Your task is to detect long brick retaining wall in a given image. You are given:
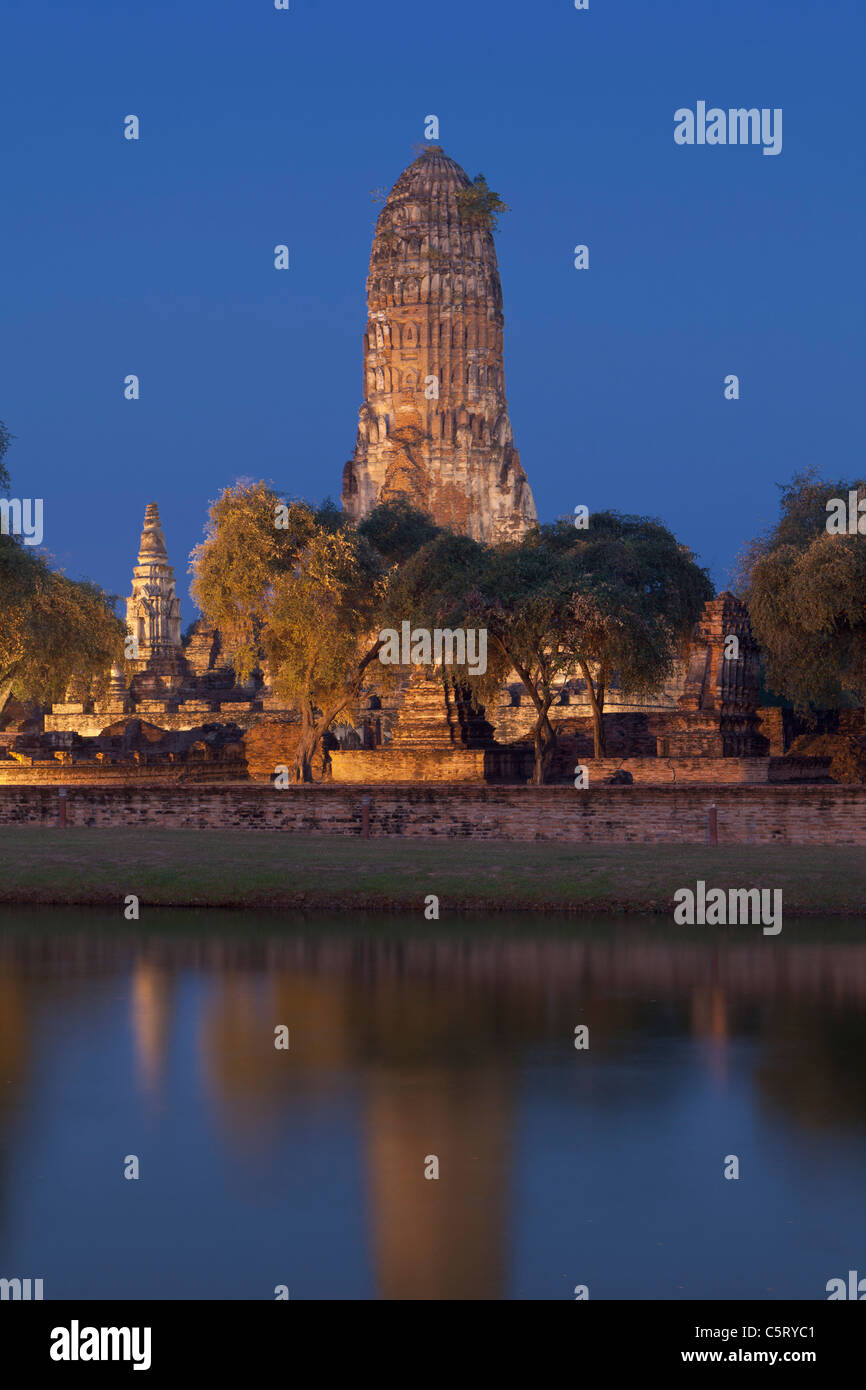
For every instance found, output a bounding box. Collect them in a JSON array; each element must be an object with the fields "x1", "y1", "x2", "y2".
[
  {"x1": 0, "y1": 782, "x2": 864, "y2": 844},
  {"x1": 330, "y1": 752, "x2": 831, "y2": 786}
]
